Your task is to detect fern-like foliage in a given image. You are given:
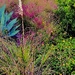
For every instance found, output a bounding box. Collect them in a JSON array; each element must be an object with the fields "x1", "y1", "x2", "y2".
[{"x1": 0, "y1": 5, "x2": 20, "y2": 37}]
